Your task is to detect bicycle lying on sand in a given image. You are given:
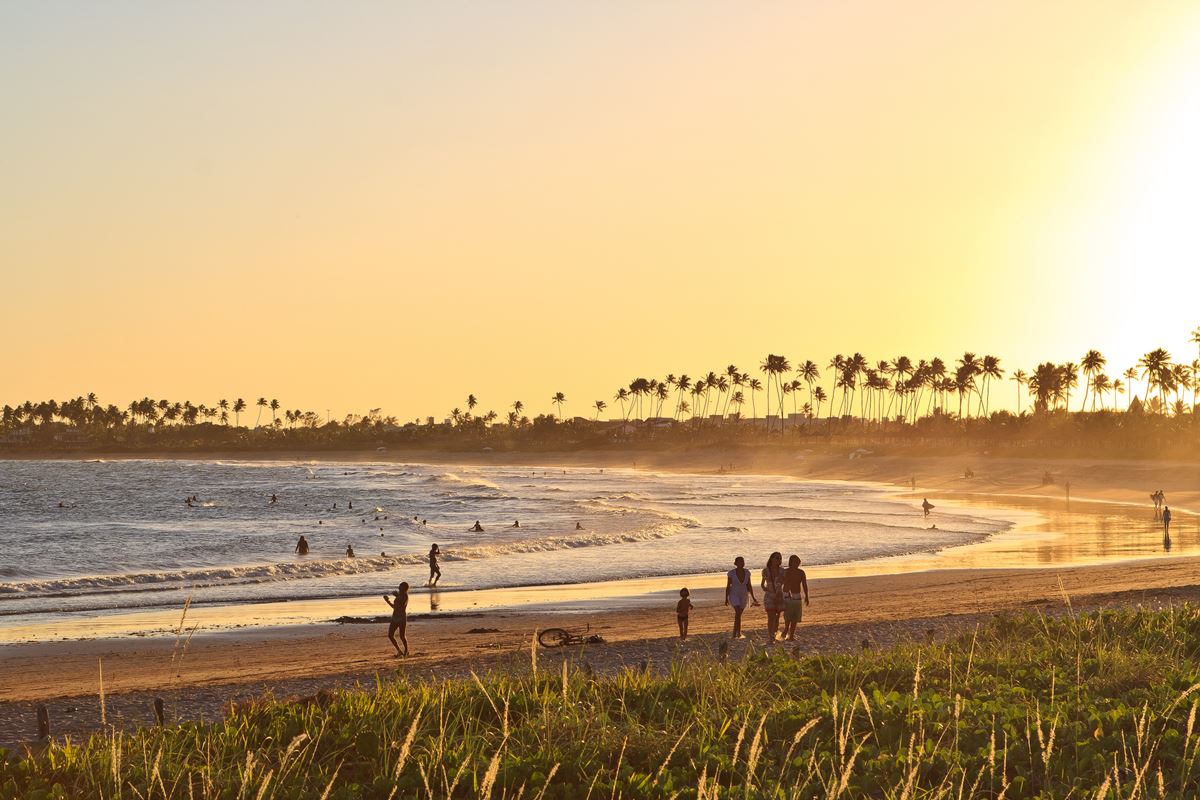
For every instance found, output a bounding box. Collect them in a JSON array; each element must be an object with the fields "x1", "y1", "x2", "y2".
[{"x1": 537, "y1": 625, "x2": 605, "y2": 648}]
